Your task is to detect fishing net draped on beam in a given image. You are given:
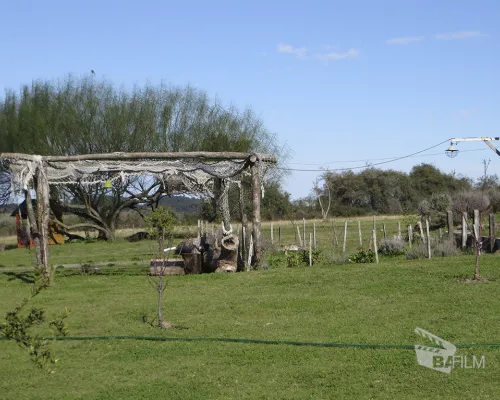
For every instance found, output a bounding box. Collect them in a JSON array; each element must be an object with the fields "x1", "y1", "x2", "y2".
[{"x1": 2, "y1": 152, "x2": 276, "y2": 200}]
